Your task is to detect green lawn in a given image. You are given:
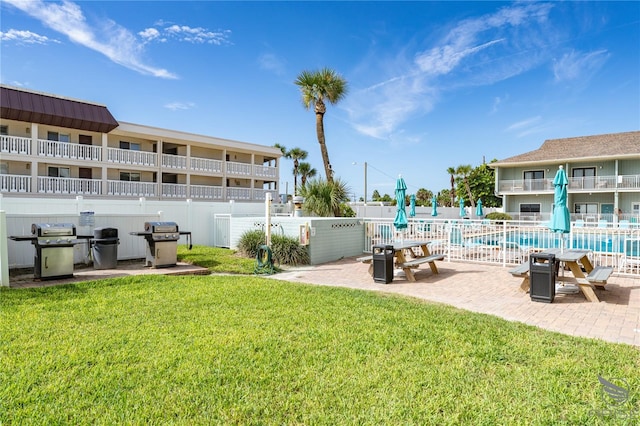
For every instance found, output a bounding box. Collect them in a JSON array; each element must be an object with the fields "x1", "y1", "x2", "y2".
[{"x1": 1, "y1": 272, "x2": 638, "y2": 424}]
